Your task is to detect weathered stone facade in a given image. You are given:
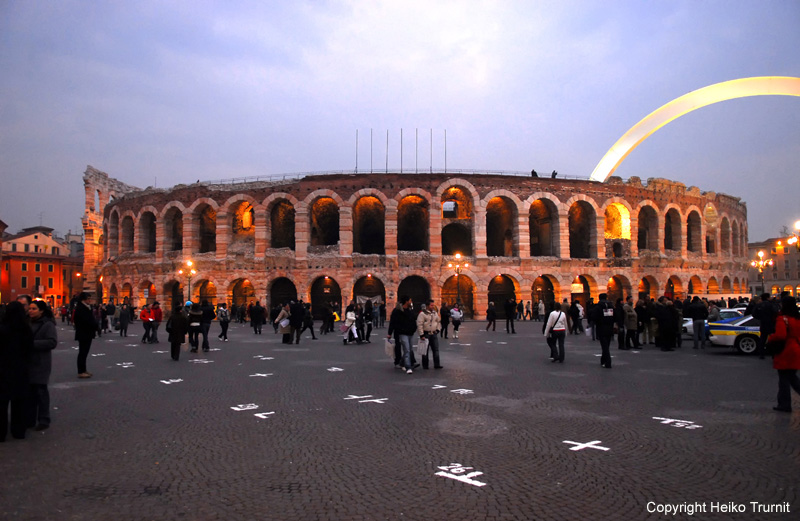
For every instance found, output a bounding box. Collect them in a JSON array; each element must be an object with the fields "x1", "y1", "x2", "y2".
[{"x1": 81, "y1": 166, "x2": 749, "y2": 317}]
